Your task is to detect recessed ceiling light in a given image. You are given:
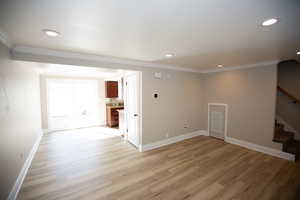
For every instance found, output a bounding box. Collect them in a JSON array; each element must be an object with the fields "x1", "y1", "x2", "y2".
[
  {"x1": 297, "y1": 51, "x2": 300, "y2": 55},
  {"x1": 42, "y1": 29, "x2": 61, "y2": 37},
  {"x1": 262, "y1": 18, "x2": 278, "y2": 26},
  {"x1": 165, "y1": 53, "x2": 174, "y2": 58},
  {"x1": 217, "y1": 64, "x2": 223, "y2": 68}
]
